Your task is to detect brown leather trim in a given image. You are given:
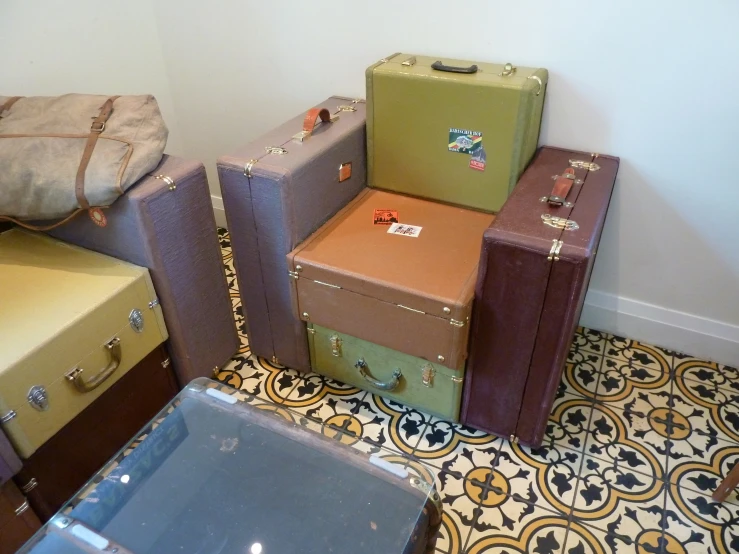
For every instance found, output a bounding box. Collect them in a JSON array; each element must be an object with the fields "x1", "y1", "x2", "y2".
[
  {"x1": 0, "y1": 96, "x2": 22, "y2": 117},
  {"x1": 0, "y1": 209, "x2": 86, "y2": 231},
  {"x1": 74, "y1": 96, "x2": 120, "y2": 209},
  {"x1": 302, "y1": 107, "x2": 332, "y2": 134},
  {"x1": 548, "y1": 167, "x2": 576, "y2": 206}
]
